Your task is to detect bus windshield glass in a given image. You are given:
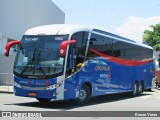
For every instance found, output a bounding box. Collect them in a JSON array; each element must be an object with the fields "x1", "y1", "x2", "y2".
[{"x1": 14, "y1": 35, "x2": 68, "y2": 78}]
